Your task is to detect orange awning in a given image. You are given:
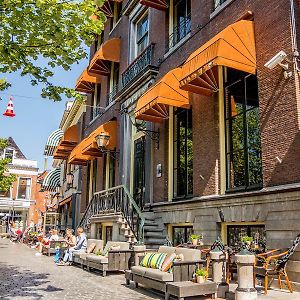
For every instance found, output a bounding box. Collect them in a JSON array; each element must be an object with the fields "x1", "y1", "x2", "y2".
[
  {"x1": 180, "y1": 20, "x2": 256, "y2": 95},
  {"x1": 88, "y1": 38, "x2": 120, "y2": 77},
  {"x1": 75, "y1": 69, "x2": 101, "y2": 94},
  {"x1": 68, "y1": 121, "x2": 117, "y2": 165},
  {"x1": 82, "y1": 120, "x2": 117, "y2": 156},
  {"x1": 53, "y1": 125, "x2": 79, "y2": 160},
  {"x1": 99, "y1": 0, "x2": 122, "y2": 18},
  {"x1": 140, "y1": 0, "x2": 168, "y2": 10},
  {"x1": 68, "y1": 138, "x2": 93, "y2": 166},
  {"x1": 135, "y1": 68, "x2": 190, "y2": 123}
]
